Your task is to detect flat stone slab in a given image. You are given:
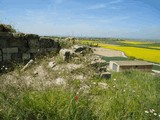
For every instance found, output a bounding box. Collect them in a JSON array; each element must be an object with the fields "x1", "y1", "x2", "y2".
[
  {"x1": 100, "y1": 72, "x2": 111, "y2": 79},
  {"x1": 3, "y1": 54, "x2": 11, "y2": 61},
  {"x1": 2, "y1": 48, "x2": 18, "y2": 54}
]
